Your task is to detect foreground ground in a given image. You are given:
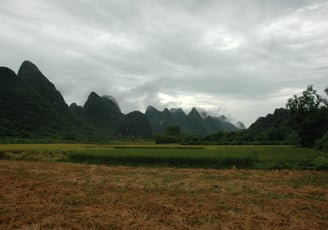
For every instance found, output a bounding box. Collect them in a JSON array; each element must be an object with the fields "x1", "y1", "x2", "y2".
[{"x1": 0, "y1": 160, "x2": 327, "y2": 229}]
